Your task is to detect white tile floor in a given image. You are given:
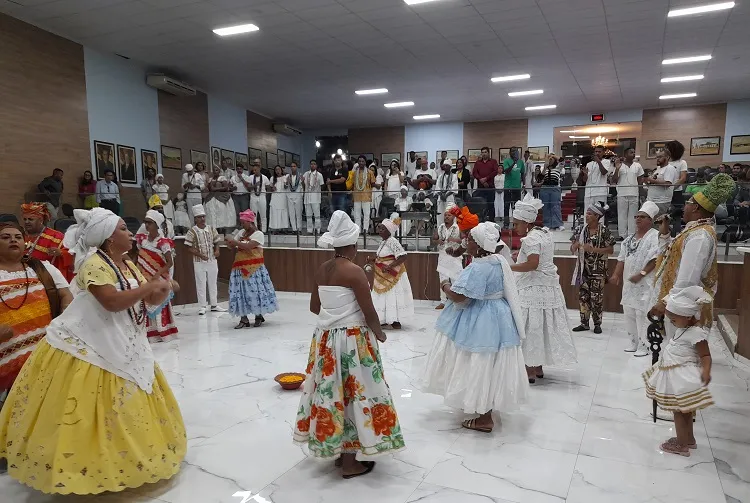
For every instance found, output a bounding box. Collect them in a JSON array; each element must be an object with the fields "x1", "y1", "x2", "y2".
[{"x1": 3, "y1": 293, "x2": 750, "y2": 502}]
